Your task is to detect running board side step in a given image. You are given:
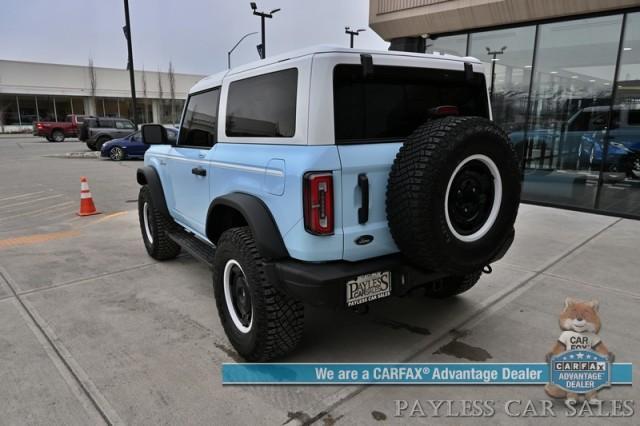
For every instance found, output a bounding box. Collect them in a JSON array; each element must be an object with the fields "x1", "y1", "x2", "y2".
[{"x1": 167, "y1": 228, "x2": 215, "y2": 269}]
